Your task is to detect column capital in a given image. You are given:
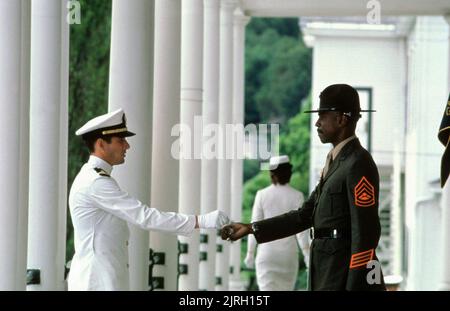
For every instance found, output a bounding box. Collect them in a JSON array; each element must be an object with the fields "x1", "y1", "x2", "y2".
[
  {"x1": 221, "y1": 0, "x2": 237, "y2": 11},
  {"x1": 233, "y1": 7, "x2": 250, "y2": 27}
]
